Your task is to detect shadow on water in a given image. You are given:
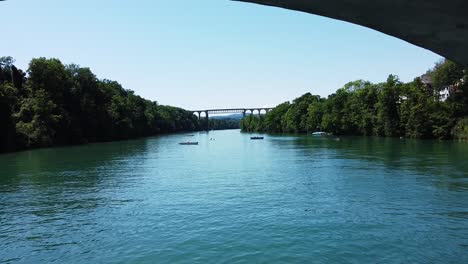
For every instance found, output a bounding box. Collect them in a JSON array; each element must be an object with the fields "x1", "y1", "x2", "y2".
[
  {"x1": 0, "y1": 138, "x2": 153, "y2": 186},
  {"x1": 0, "y1": 137, "x2": 159, "y2": 221},
  {"x1": 269, "y1": 135, "x2": 468, "y2": 191},
  {"x1": 0, "y1": 137, "x2": 161, "y2": 263}
]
